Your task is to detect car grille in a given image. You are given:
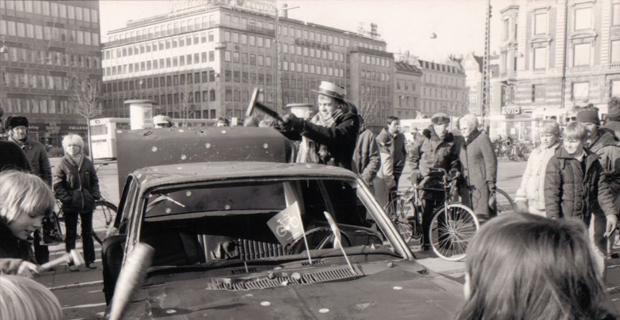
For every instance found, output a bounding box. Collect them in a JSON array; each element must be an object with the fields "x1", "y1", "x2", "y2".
[
  {"x1": 212, "y1": 266, "x2": 359, "y2": 291},
  {"x1": 238, "y1": 239, "x2": 286, "y2": 260}
]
